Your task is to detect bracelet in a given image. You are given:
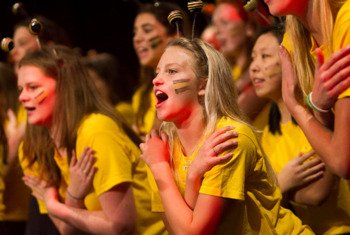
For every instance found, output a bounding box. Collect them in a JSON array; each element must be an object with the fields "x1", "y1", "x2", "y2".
[
  {"x1": 306, "y1": 92, "x2": 331, "y2": 113},
  {"x1": 66, "y1": 189, "x2": 84, "y2": 201}
]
